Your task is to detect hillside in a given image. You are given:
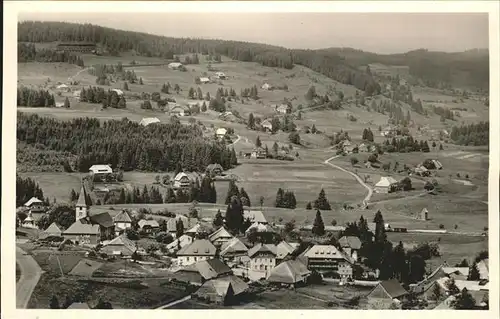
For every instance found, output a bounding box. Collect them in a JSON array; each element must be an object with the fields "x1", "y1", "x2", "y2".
[
  {"x1": 319, "y1": 47, "x2": 489, "y2": 90},
  {"x1": 18, "y1": 20, "x2": 380, "y2": 95}
]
